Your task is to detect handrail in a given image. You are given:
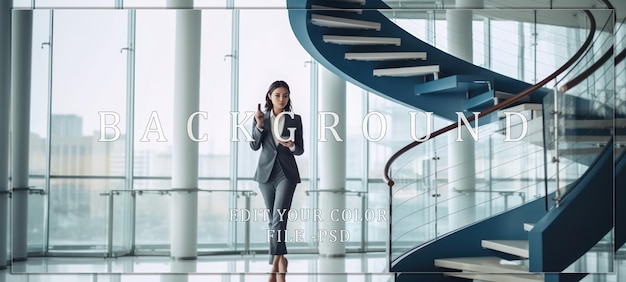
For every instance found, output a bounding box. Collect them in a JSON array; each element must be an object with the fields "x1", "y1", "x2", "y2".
[
  {"x1": 560, "y1": 10, "x2": 617, "y2": 93},
  {"x1": 383, "y1": 10, "x2": 598, "y2": 187},
  {"x1": 617, "y1": 48, "x2": 626, "y2": 65}
]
